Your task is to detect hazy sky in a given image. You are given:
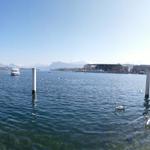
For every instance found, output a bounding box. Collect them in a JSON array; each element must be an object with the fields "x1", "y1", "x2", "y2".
[{"x1": 0, "y1": 0, "x2": 150, "y2": 66}]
